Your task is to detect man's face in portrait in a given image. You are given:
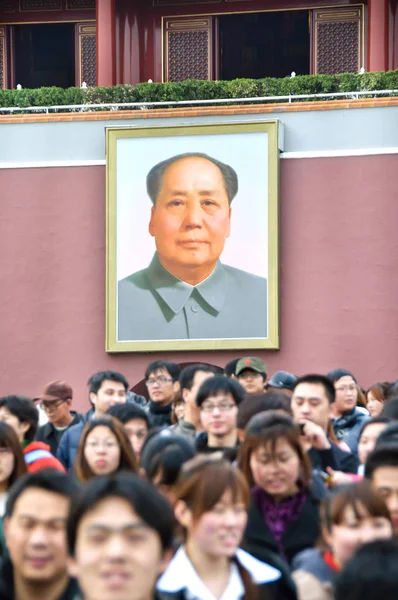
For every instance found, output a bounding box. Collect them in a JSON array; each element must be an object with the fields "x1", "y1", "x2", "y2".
[{"x1": 149, "y1": 156, "x2": 232, "y2": 284}]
